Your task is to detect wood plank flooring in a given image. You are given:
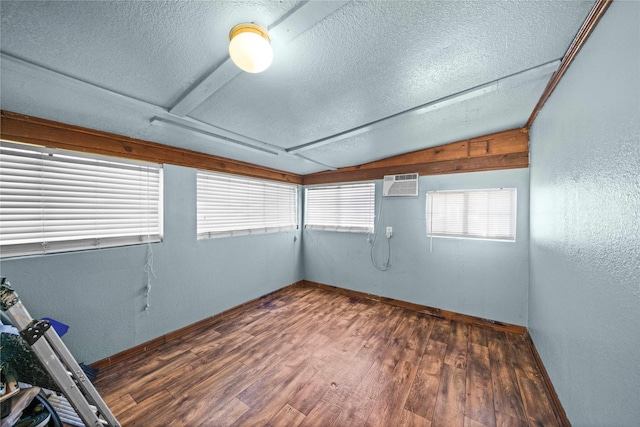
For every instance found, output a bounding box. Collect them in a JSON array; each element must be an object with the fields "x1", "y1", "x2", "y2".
[{"x1": 94, "y1": 285, "x2": 561, "y2": 426}]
